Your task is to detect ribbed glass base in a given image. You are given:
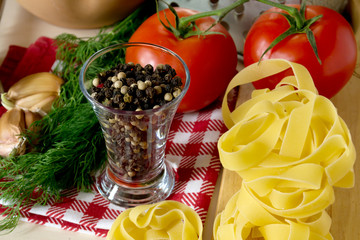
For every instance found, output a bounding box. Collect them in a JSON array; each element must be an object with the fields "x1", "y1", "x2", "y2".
[{"x1": 96, "y1": 161, "x2": 175, "y2": 207}]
